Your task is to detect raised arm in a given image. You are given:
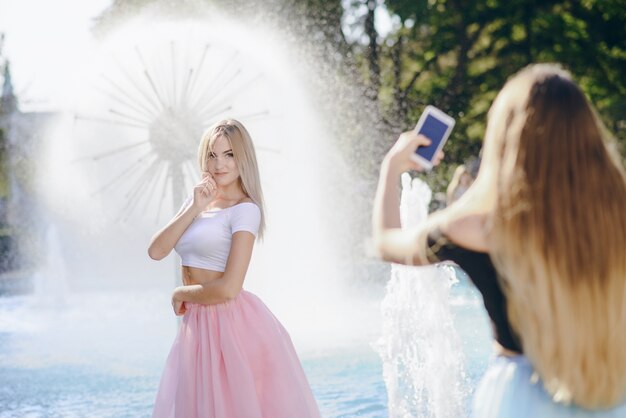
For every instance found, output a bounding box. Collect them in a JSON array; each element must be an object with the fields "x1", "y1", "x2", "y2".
[
  {"x1": 372, "y1": 131, "x2": 443, "y2": 265},
  {"x1": 148, "y1": 175, "x2": 217, "y2": 260},
  {"x1": 372, "y1": 131, "x2": 489, "y2": 265},
  {"x1": 147, "y1": 201, "x2": 200, "y2": 260}
]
